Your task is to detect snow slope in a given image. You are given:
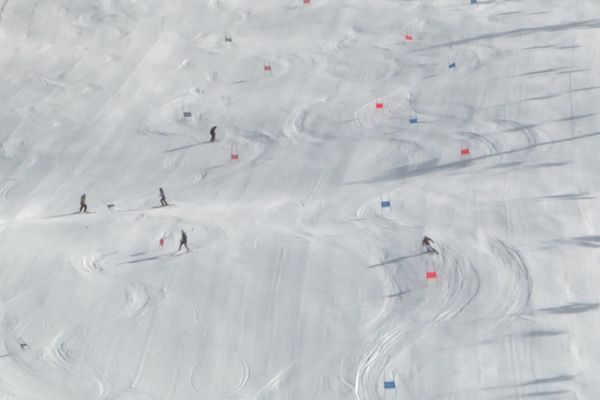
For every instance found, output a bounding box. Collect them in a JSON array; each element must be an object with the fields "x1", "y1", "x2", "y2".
[{"x1": 1, "y1": 0, "x2": 600, "y2": 399}]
